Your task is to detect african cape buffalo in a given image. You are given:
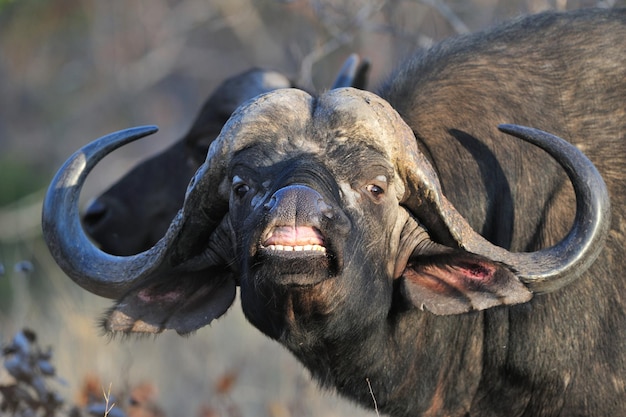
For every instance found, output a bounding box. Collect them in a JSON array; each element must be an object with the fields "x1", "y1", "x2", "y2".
[{"x1": 43, "y1": 8, "x2": 625, "y2": 417}]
